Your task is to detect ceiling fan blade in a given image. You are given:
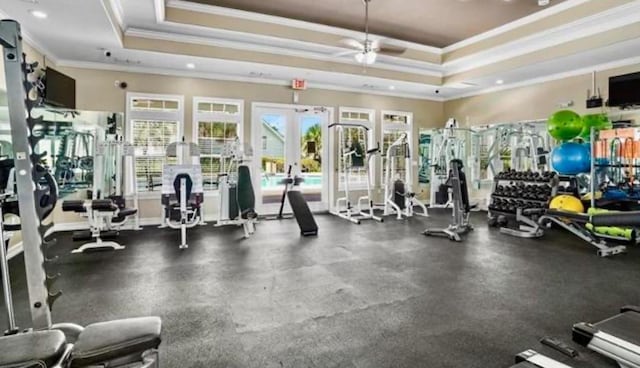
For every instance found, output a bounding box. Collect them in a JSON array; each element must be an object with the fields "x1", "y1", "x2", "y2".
[
  {"x1": 378, "y1": 44, "x2": 407, "y2": 55},
  {"x1": 339, "y1": 38, "x2": 365, "y2": 51},
  {"x1": 333, "y1": 50, "x2": 360, "y2": 58}
]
